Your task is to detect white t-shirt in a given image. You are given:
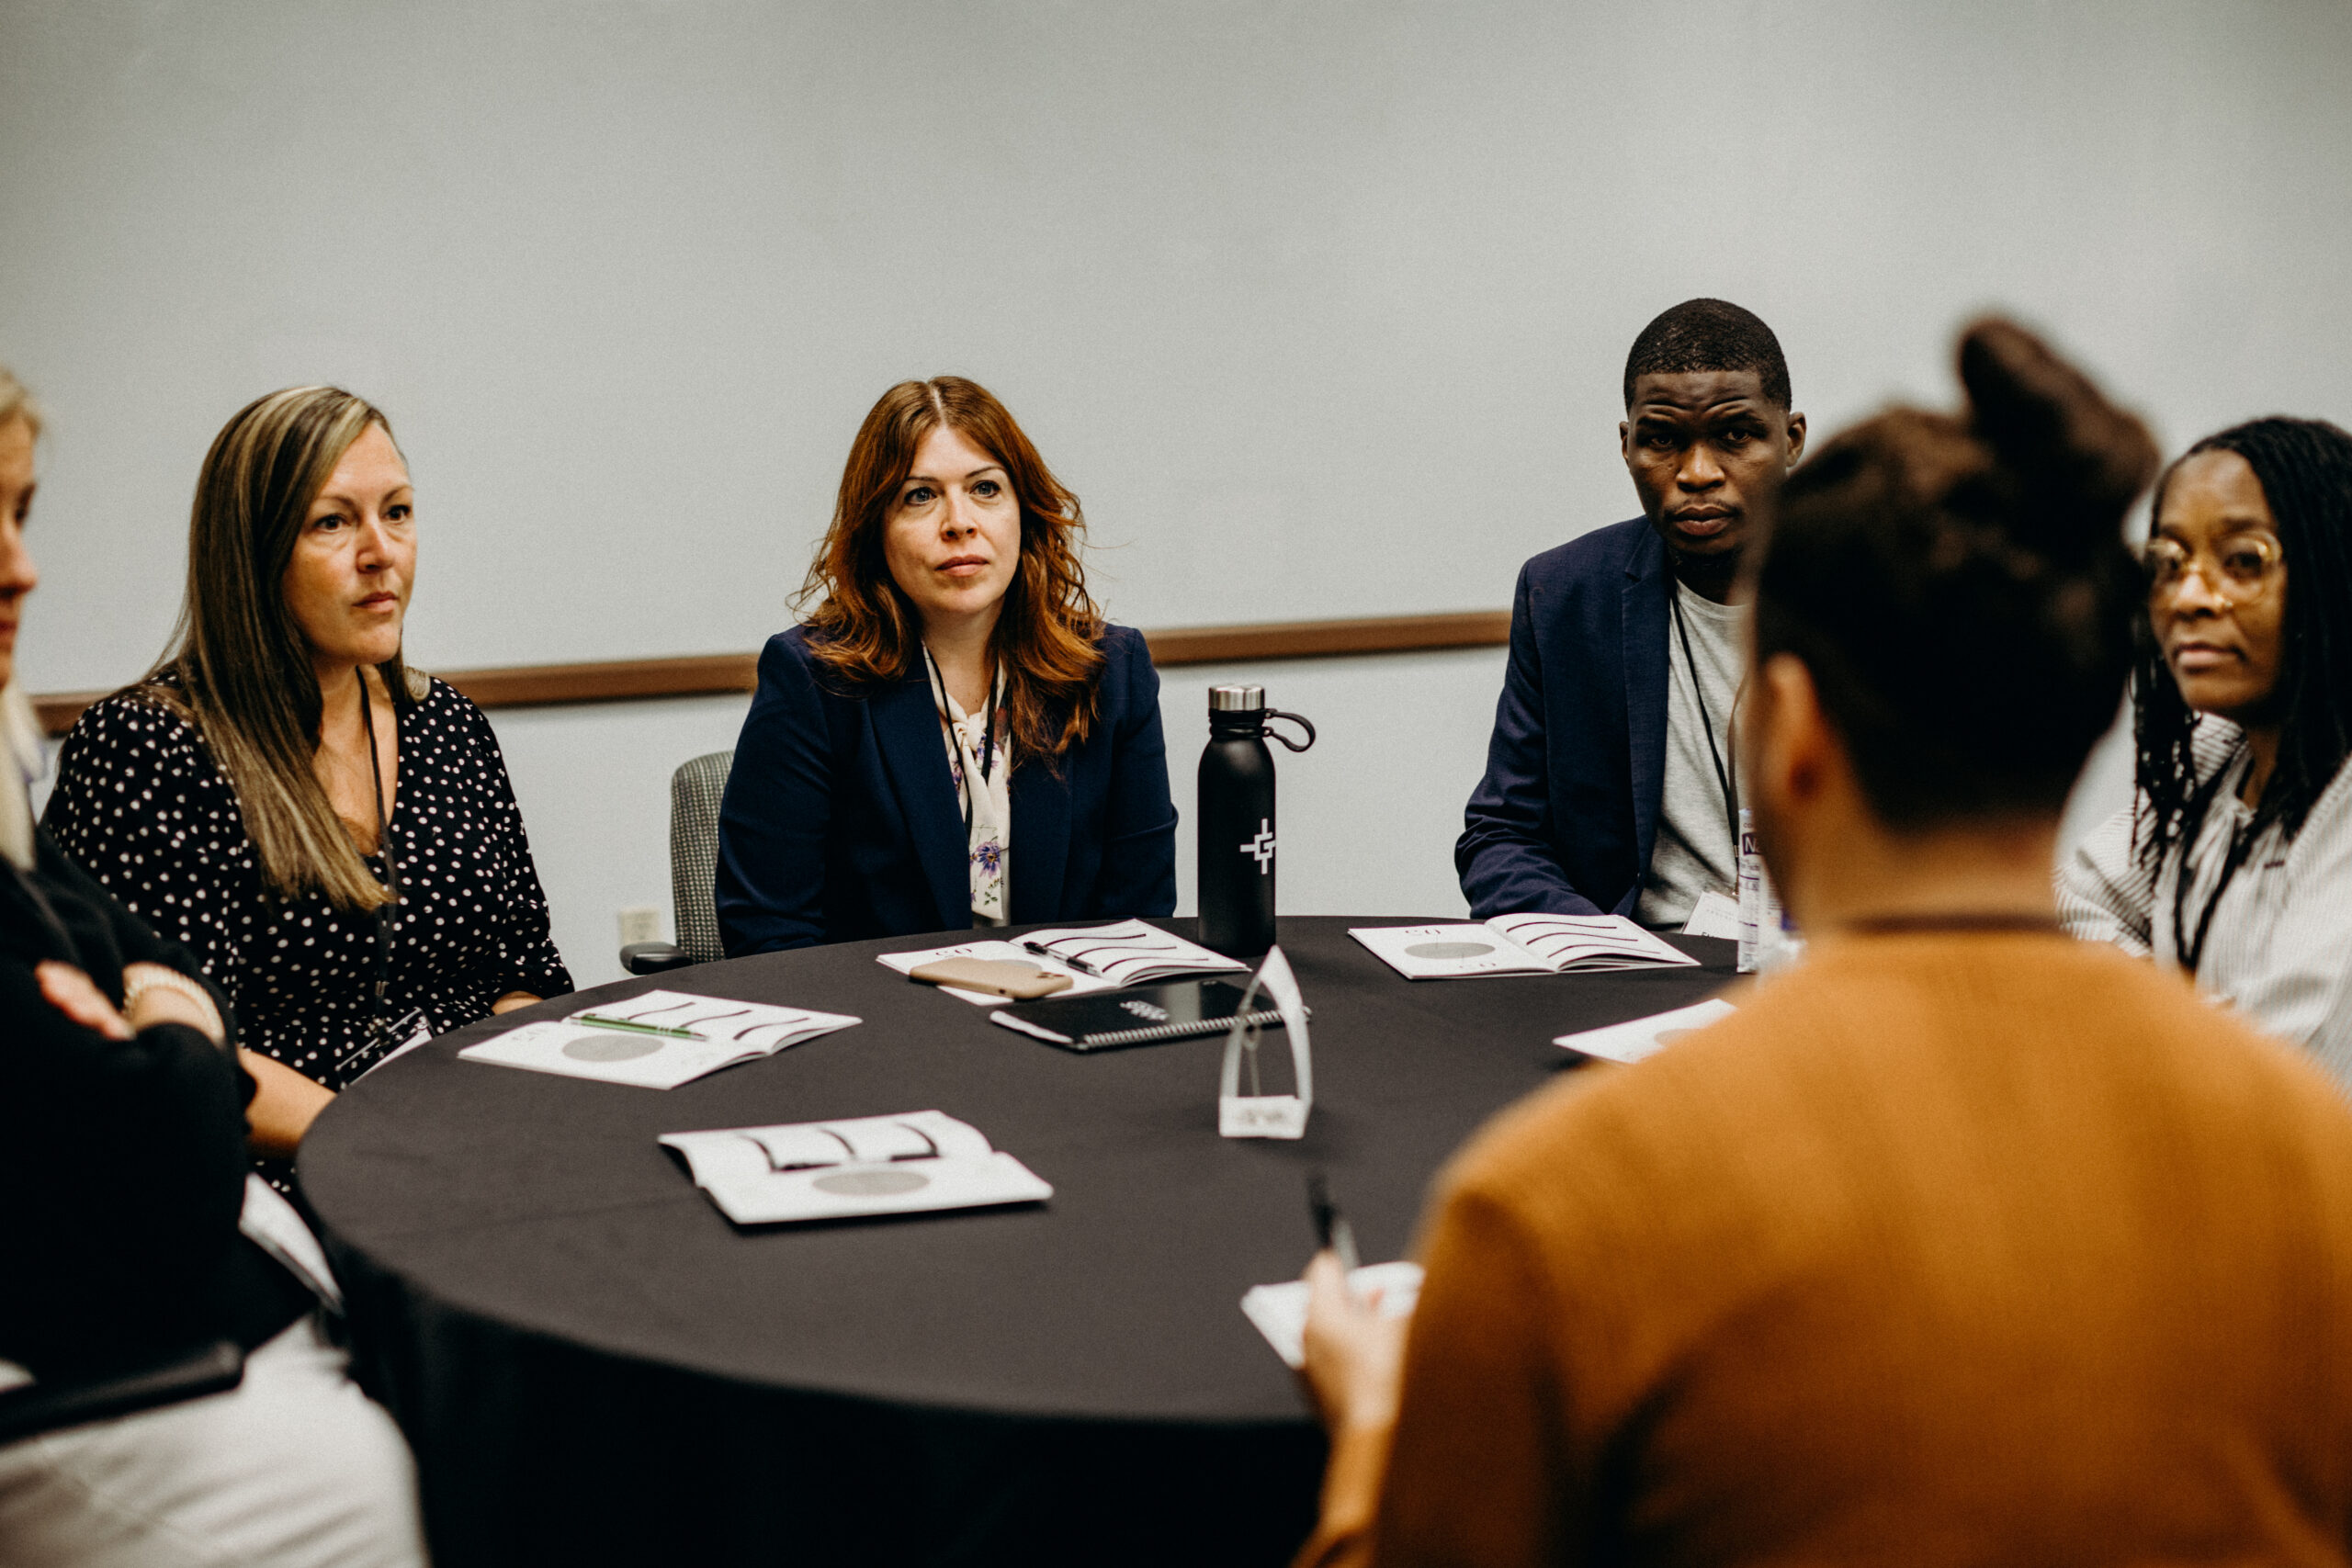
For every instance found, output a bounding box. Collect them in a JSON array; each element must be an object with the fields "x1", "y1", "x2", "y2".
[{"x1": 1635, "y1": 583, "x2": 1746, "y2": 930}]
